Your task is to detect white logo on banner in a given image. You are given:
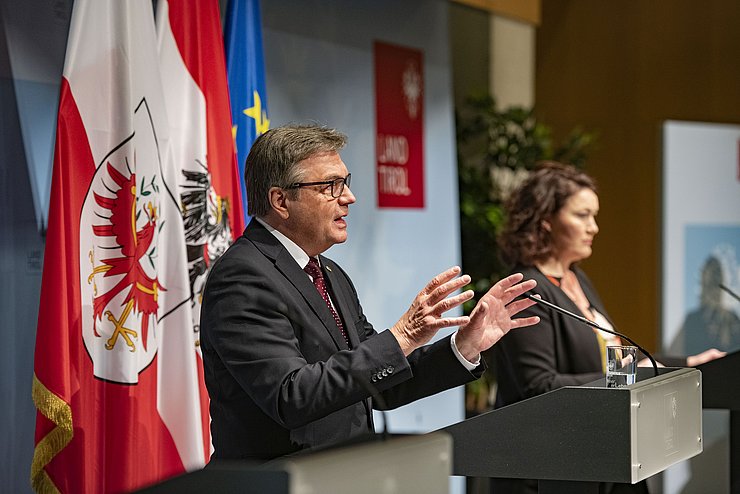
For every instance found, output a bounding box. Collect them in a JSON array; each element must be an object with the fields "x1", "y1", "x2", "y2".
[{"x1": 402, "y1": 60, "x2": 422, "y2": 120}]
